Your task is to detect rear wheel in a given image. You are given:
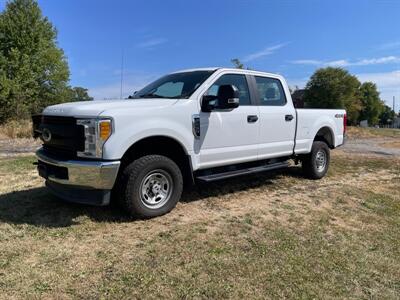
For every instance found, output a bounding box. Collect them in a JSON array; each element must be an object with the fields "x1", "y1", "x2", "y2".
[
  {"x1": 302, "y1": 141, "x2": 330, "y2": 179},
  {"x1": 118, "y1": 155, "x2": 183, "y2": 218}
]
